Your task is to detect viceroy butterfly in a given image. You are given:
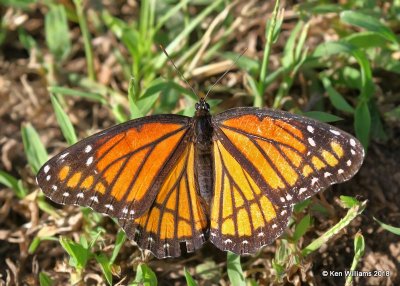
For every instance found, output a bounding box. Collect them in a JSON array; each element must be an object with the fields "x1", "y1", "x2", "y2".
[{"x1": 36, "y1": 94, "x2": 364, "y2": 258}]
